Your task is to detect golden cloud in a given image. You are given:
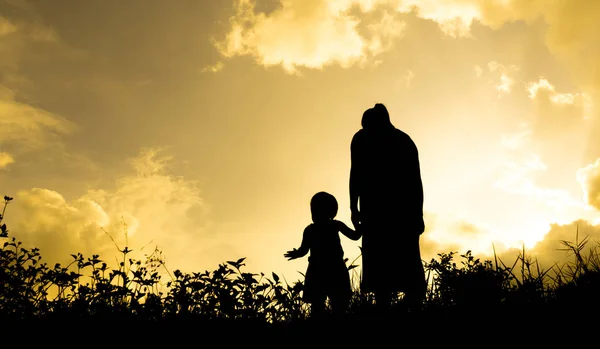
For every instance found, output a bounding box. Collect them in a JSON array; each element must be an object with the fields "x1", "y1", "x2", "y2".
[
  {"x1": 493, "y1": 219, "x2": 600, "y2": 273},
  {"x1": 0, "y1": 16, "x2": 17, "y2": 37},
  {"x1": 215, "y1": 0, "x2": 600, "y2": 90},
  {"x1": 0, "y1": 3, "x2": 87, "y2": 90},
  {"x1": 0, "y1": 86, "x2": 100, "y2": 177},
  {"x1": 0, "y1": 151, "x2": 14, "y2": 169},
  {"x1": 0, "y1": 89, "x2": 76, "y2": 157},
  {"x1": 10, "y1": 187, "x2": 110, "y2": 265},
  {"x1": 420, "y1": 235, "x2": 462, "y2": 262},
  {"x1": 463, "y1": 0, "x2": 600, "y2": 96},
  {"x1": 493, "y1": 152, "x2": 585, "y2": 213},
  {"x1": 394, "y1": 69, "x2": 415, "y2": 89},
  {"x1": 475, "y1": 61, "x2": 519, "y2": 97},
  {"x1": 453, "y1": 221, "x2": 484, "y2": 236},
  {"x1": 215, "y1": 0, "x2": 406, "y2": 73},
  {"x1": 526, "y1": 78, "x2": 591, "y2": 140},
  {"x1": 201, "y1": 61, "x2": 225, "y2": 74},
  {"x1": 395, "y1": 0, "x2": 600, "y2": 108},
  {"x1": 489, "y1": 73, "x2": 593, "y2": 215},
  {"x1": 395, "y1": 0, "x2": 480, "y2": 37},
  {"x1": 577, "y1": 157, "x2": 600, "y2": 211},
  {"x1": 7, "y1": 148, "x2": 221, "y2": 273}
]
